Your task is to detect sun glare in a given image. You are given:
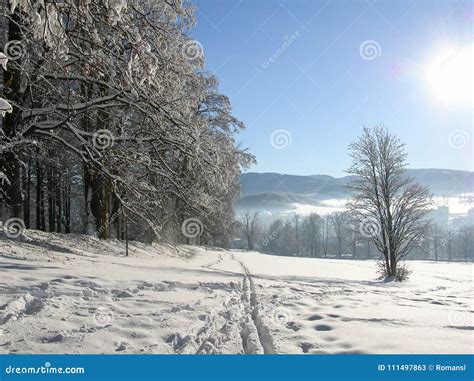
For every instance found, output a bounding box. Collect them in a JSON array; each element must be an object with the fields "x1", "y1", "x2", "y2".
[{"x1": 425, "y1": 44, "x2": 473, "y2": 105}]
